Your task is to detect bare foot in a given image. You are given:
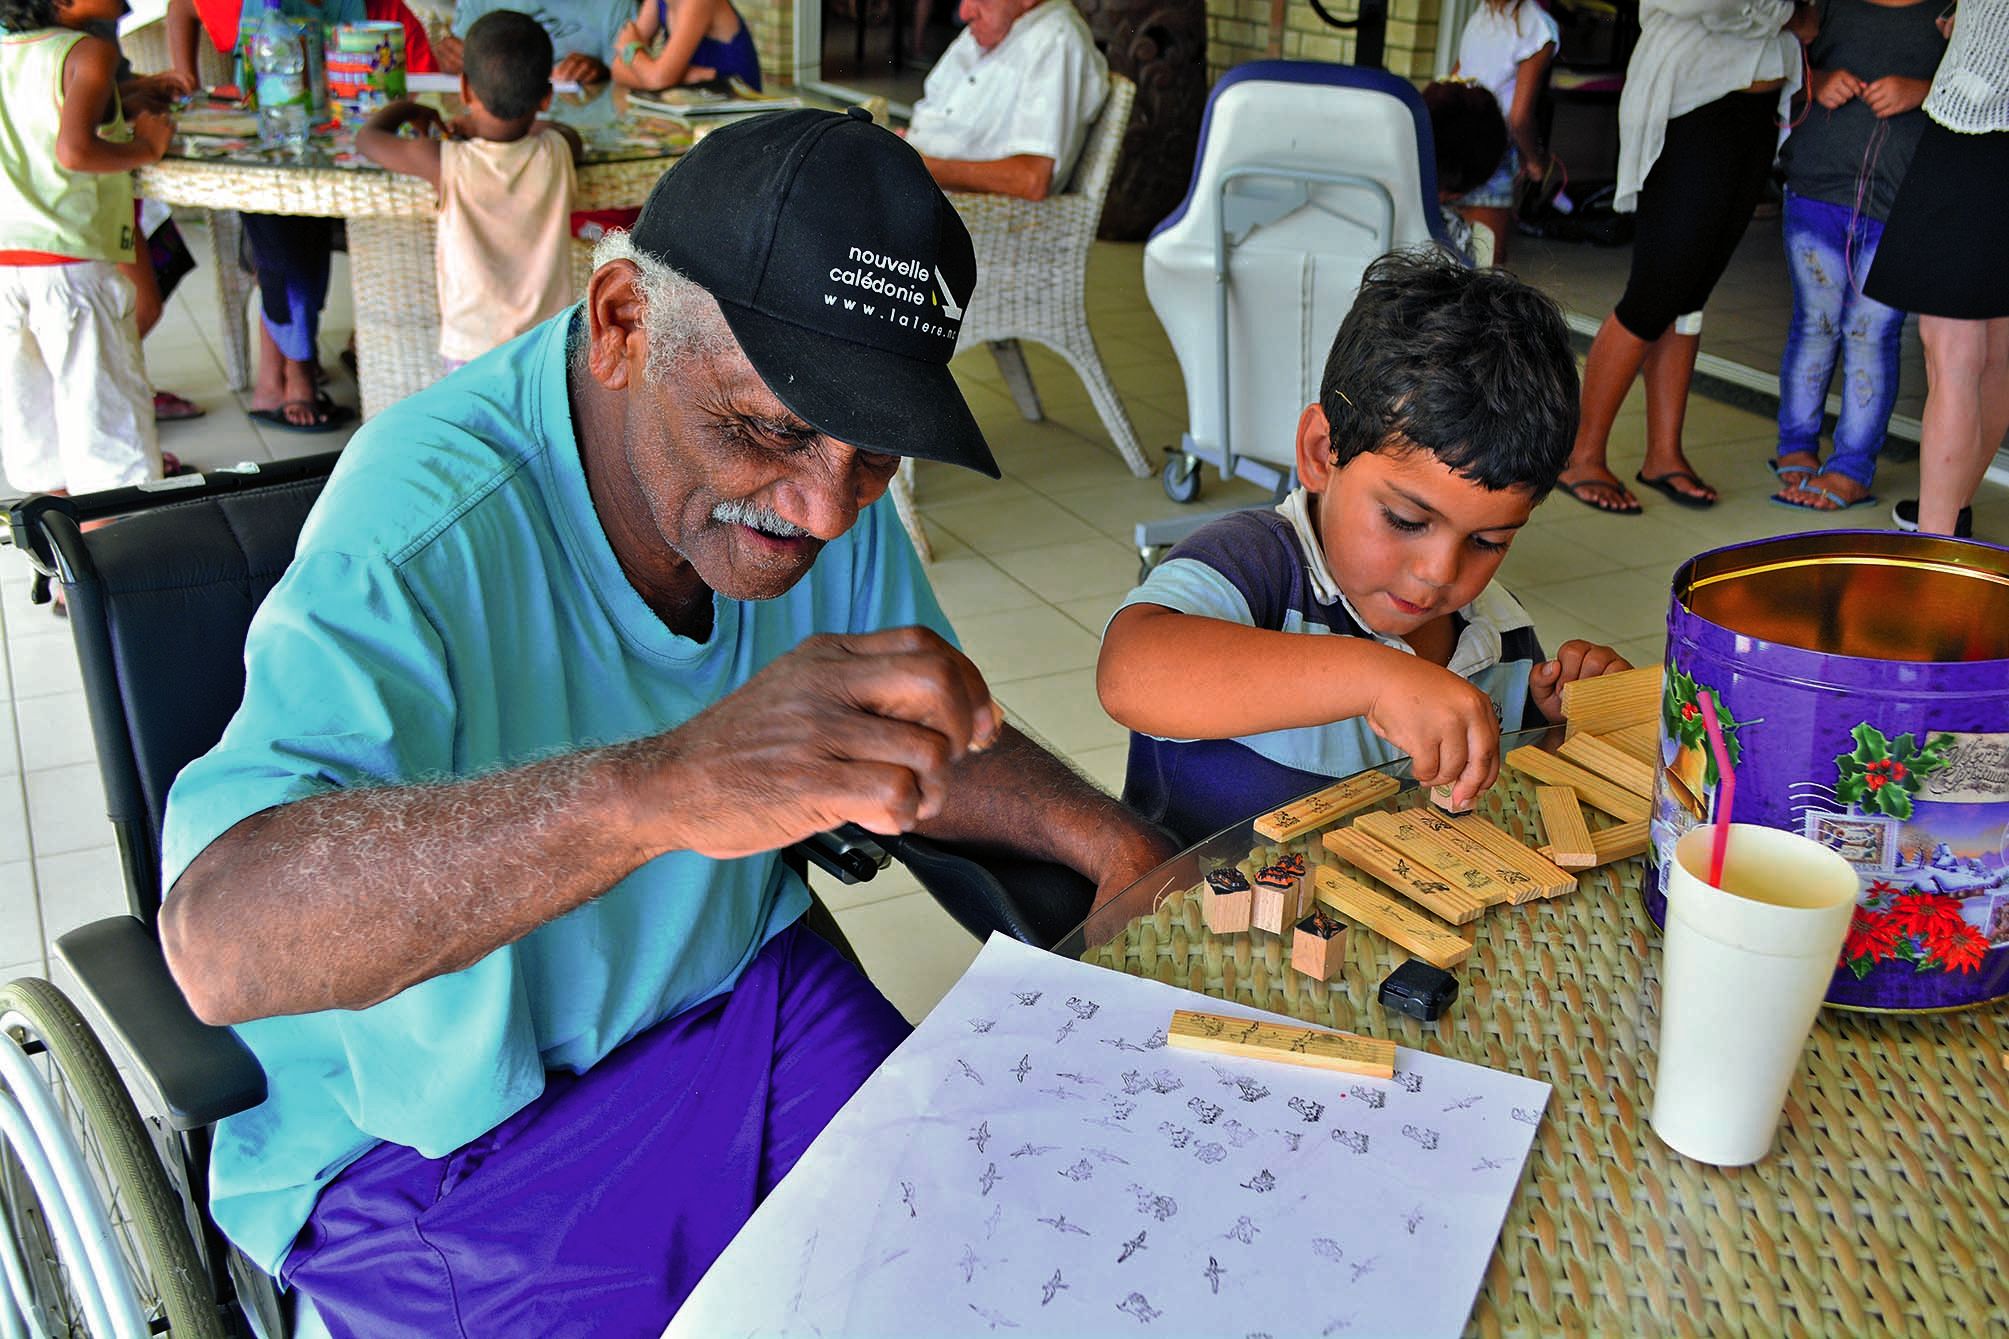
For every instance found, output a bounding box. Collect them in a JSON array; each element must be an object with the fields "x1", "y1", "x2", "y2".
[{"x1": 1556, "y1": 470, "x2": 1643, "y2": 515}]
